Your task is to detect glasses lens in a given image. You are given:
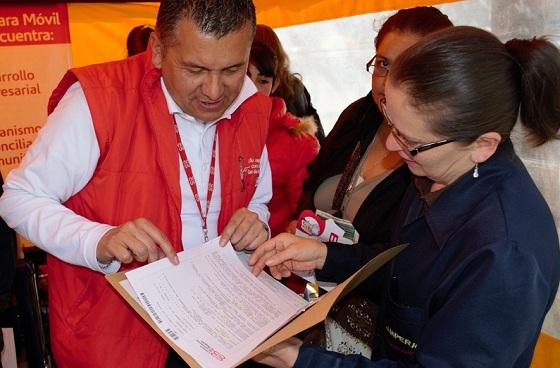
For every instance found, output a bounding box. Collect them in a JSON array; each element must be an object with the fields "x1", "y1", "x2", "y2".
[
  {"x1": 391, "y1": 129, "x2": 415, "y2": 158},
  {"x1": 372, "y1": 57, "x2": 389, "y2": 77}
]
